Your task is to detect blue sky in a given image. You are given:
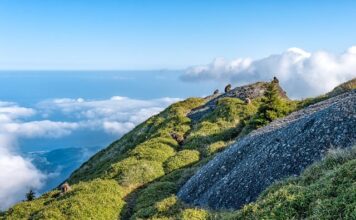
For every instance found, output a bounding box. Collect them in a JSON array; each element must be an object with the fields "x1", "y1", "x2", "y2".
[{"x1": 0, "y1": 0, "x2": 356, "y2": 69}]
